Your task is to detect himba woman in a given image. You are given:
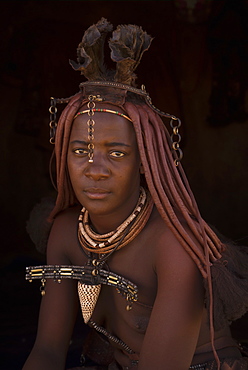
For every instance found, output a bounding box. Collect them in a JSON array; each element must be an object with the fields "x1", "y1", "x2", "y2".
[{"x1": 23, "y1": 18, "x2": 248, "y2": 370}]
